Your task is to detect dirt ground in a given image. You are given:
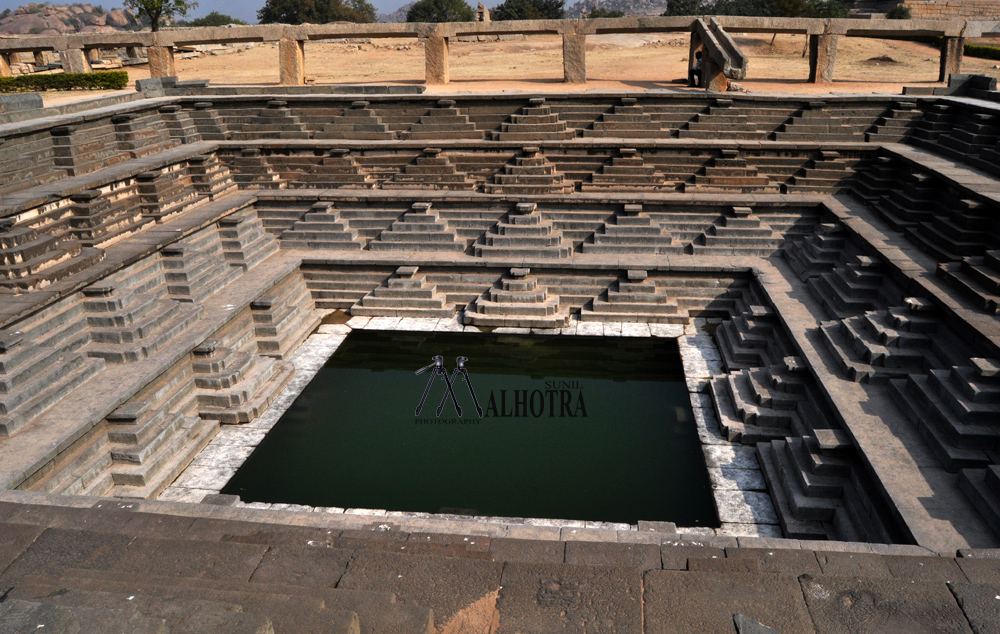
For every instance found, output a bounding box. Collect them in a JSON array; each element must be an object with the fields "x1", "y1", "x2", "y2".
[{"x1": 38, "y1": 32, "x2": 1000, "y2": 106}]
